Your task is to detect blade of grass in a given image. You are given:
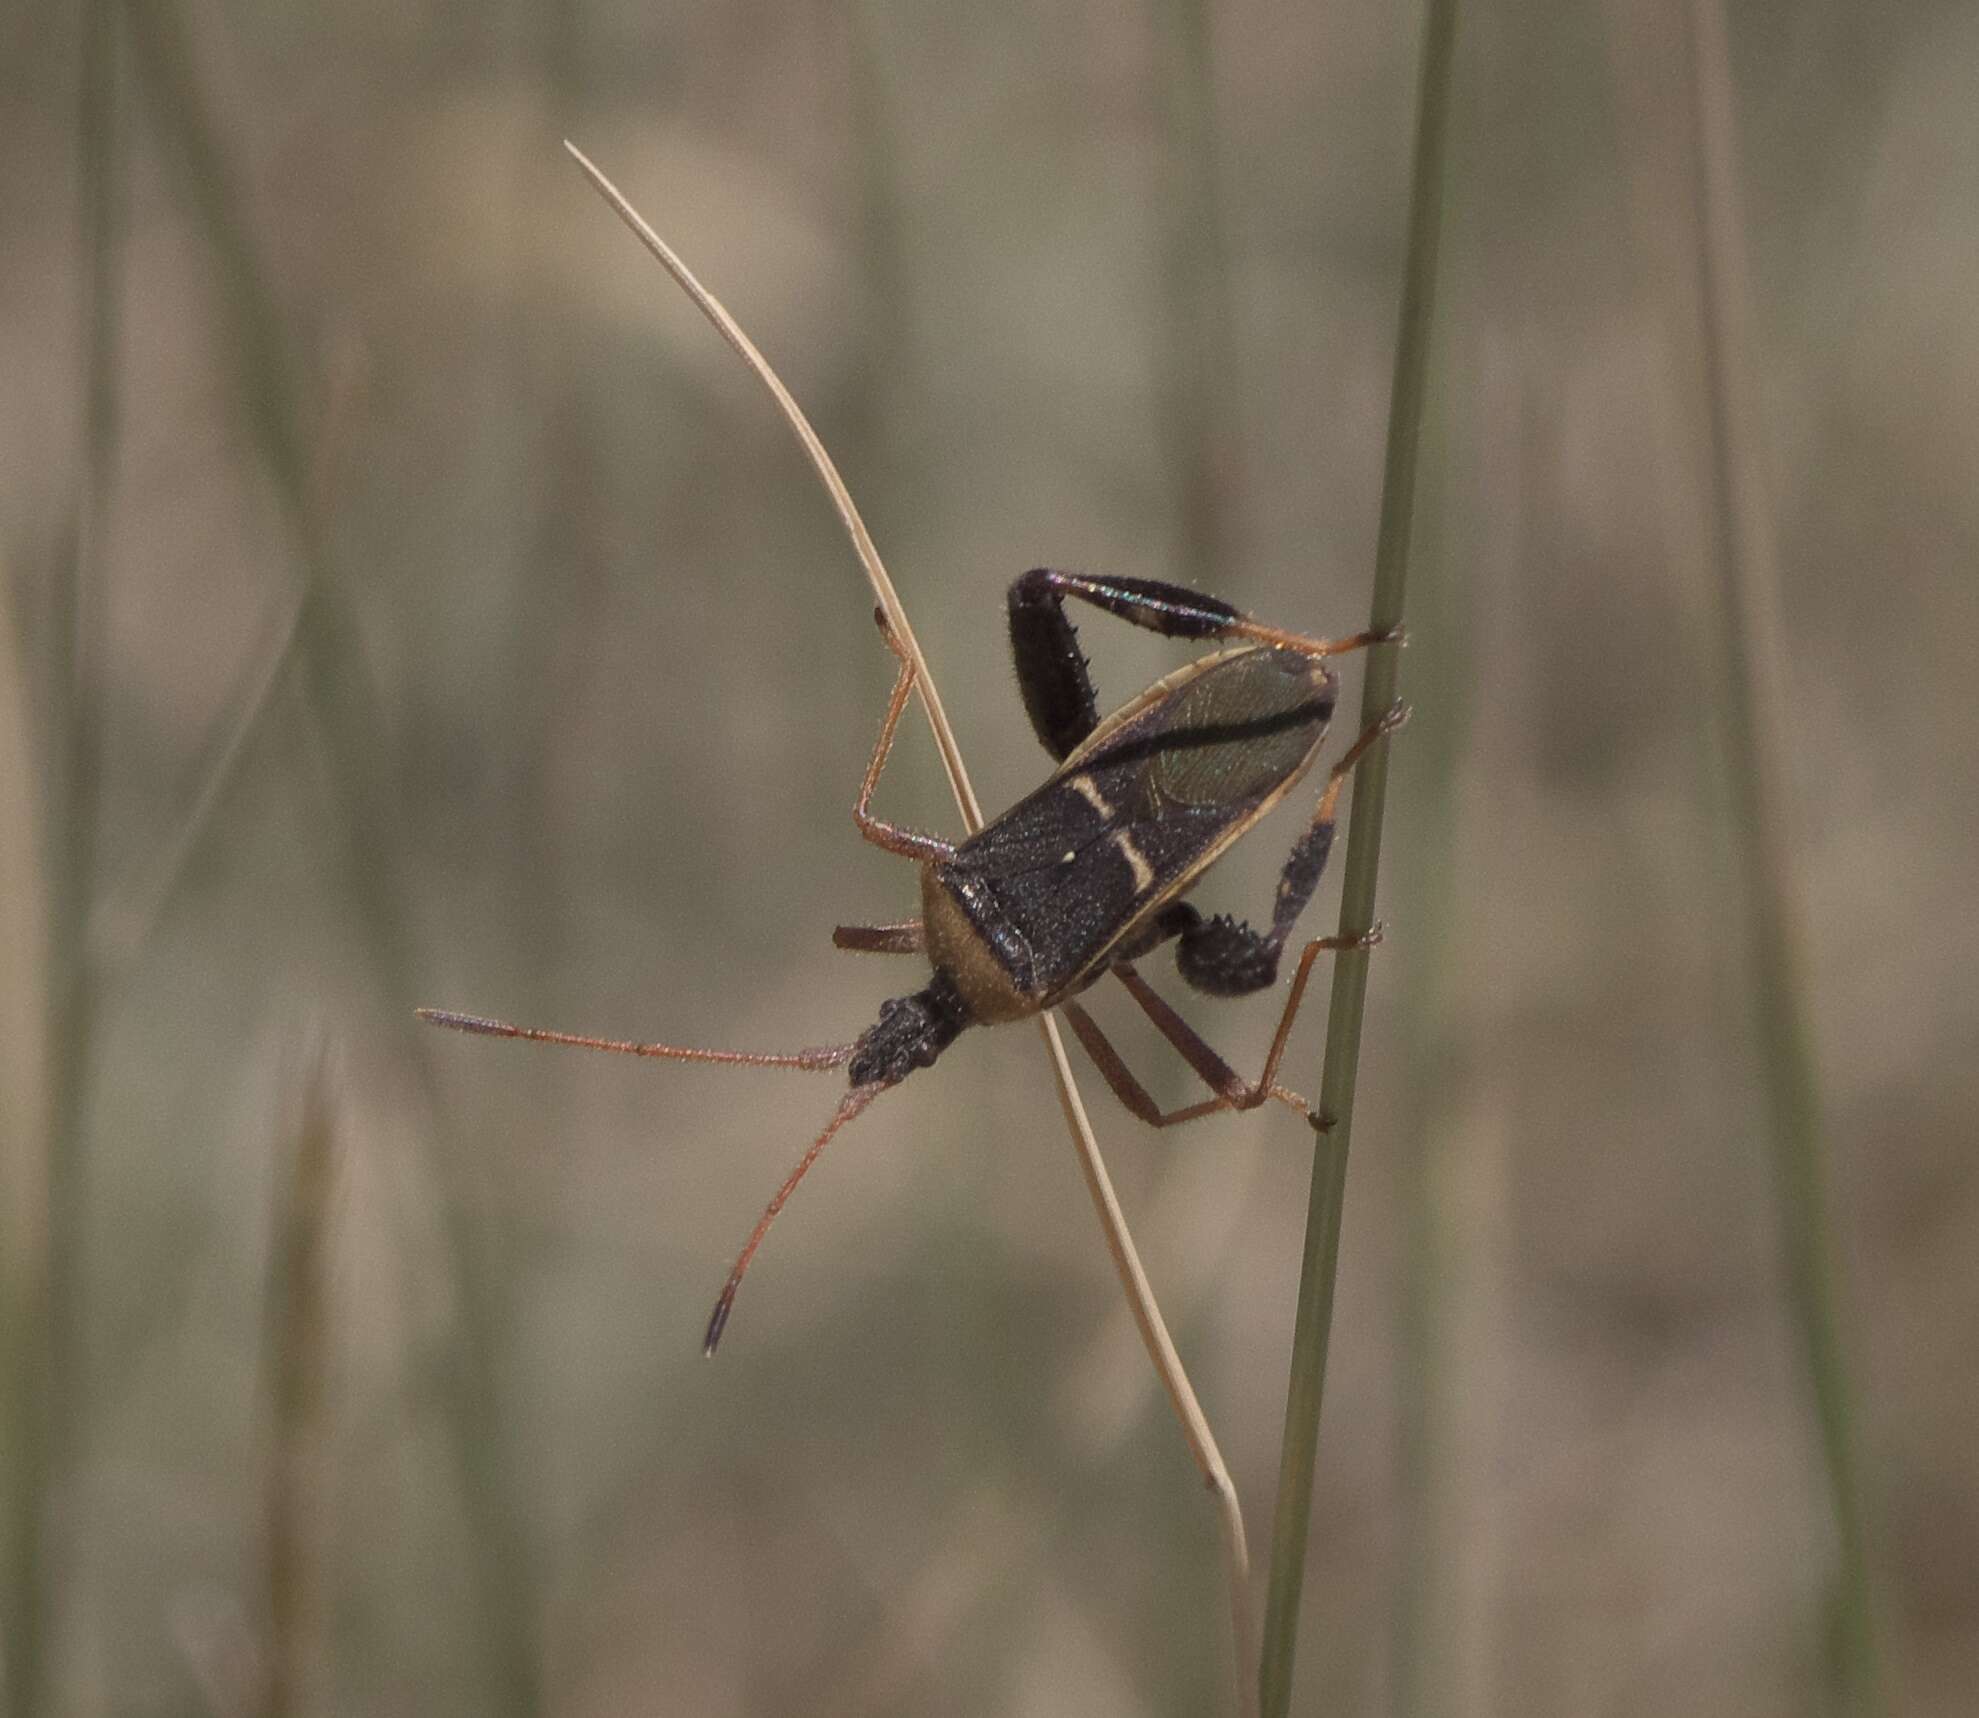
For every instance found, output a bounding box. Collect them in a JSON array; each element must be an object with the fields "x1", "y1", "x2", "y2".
[
  {"x1": 1681, "y1": 2, "x2": 1883, "y2": 1708},
  {"x1": 8, "y1": 9, "x2": 126, "y2": 1713},
  {"x1": 1150, "y1": 0, "x2": 1237, "y2": 588},
  {"x1": 116, "y1": 6, "x2": 543, "y2": 1710},
  {"x1": 565, "y1": 143, "x2": 1258, "y2": 1715},
  {"x1": 0, "y1": 589, "x2": 53, "y2": 1718},
  {"x1": 83, "y1": 341, "x2": 362, "y2": 982},
  {"x1": 842, "y1": 1, "x2": 914, "y2": 470},
  {"x1": 1388, "y1": 357, "x2": 1468, "y2": 1718},
  {"x1": 1257, "y1": 1, "x2": 1459, "y2": 1711},
  {"x1": 562, "y1": 144, "x2": 974, "y2": 817},
  {"x1": 1030, "y1": 2, "x2": 1250, "y2": 1647},
  {"x1": 259, "y1": 1046, "x2": 337, "y2": 1718},
  {"x1": 500, "y1": 0, "x2": 592, "y2": 996}
]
